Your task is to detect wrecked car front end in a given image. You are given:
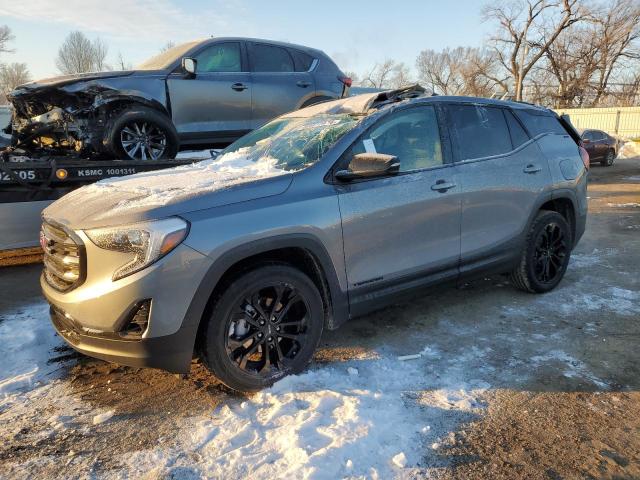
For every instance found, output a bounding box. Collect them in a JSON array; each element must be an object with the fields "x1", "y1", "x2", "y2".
[{"x1": 6, "y1": 72, "x2": 168, "y2": 159}]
